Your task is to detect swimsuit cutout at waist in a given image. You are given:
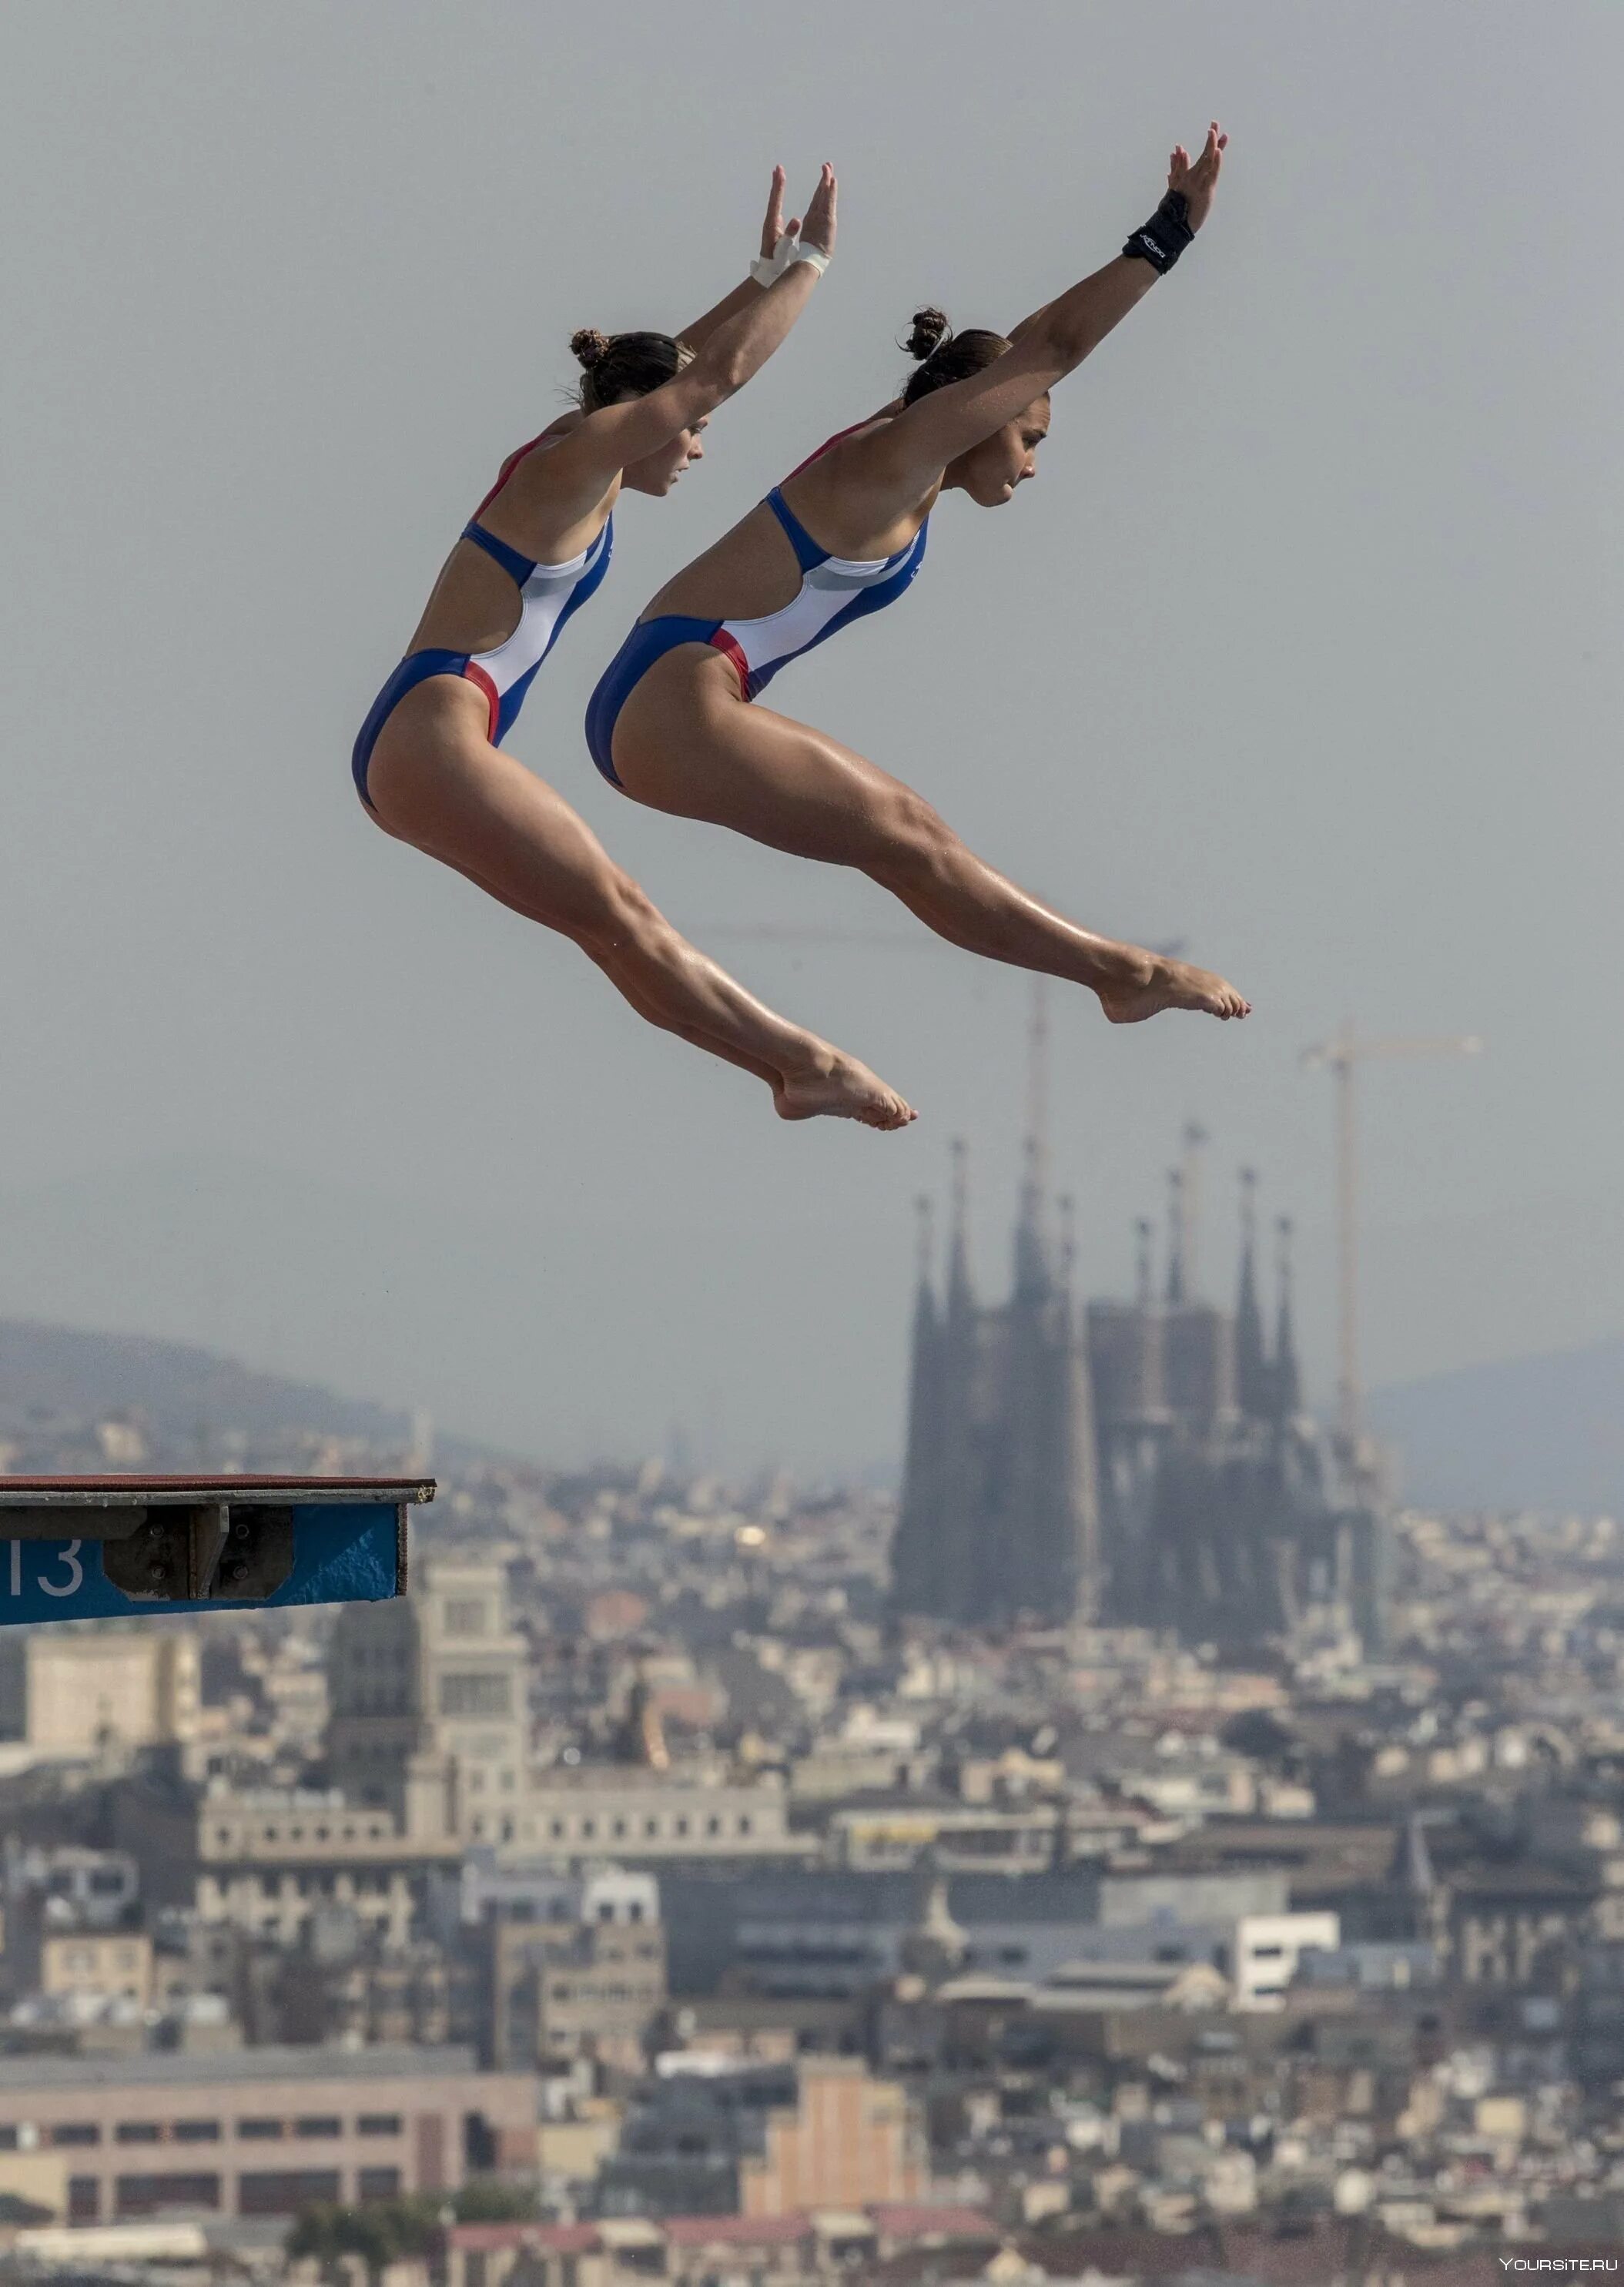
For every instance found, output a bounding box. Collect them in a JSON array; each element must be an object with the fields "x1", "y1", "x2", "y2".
[
  {"x1": 352, "y1": 427, "x2": 614, "y2": 810},
  {"x1": 584, "y1": 474, "x2": 928, "y2": 789}
]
